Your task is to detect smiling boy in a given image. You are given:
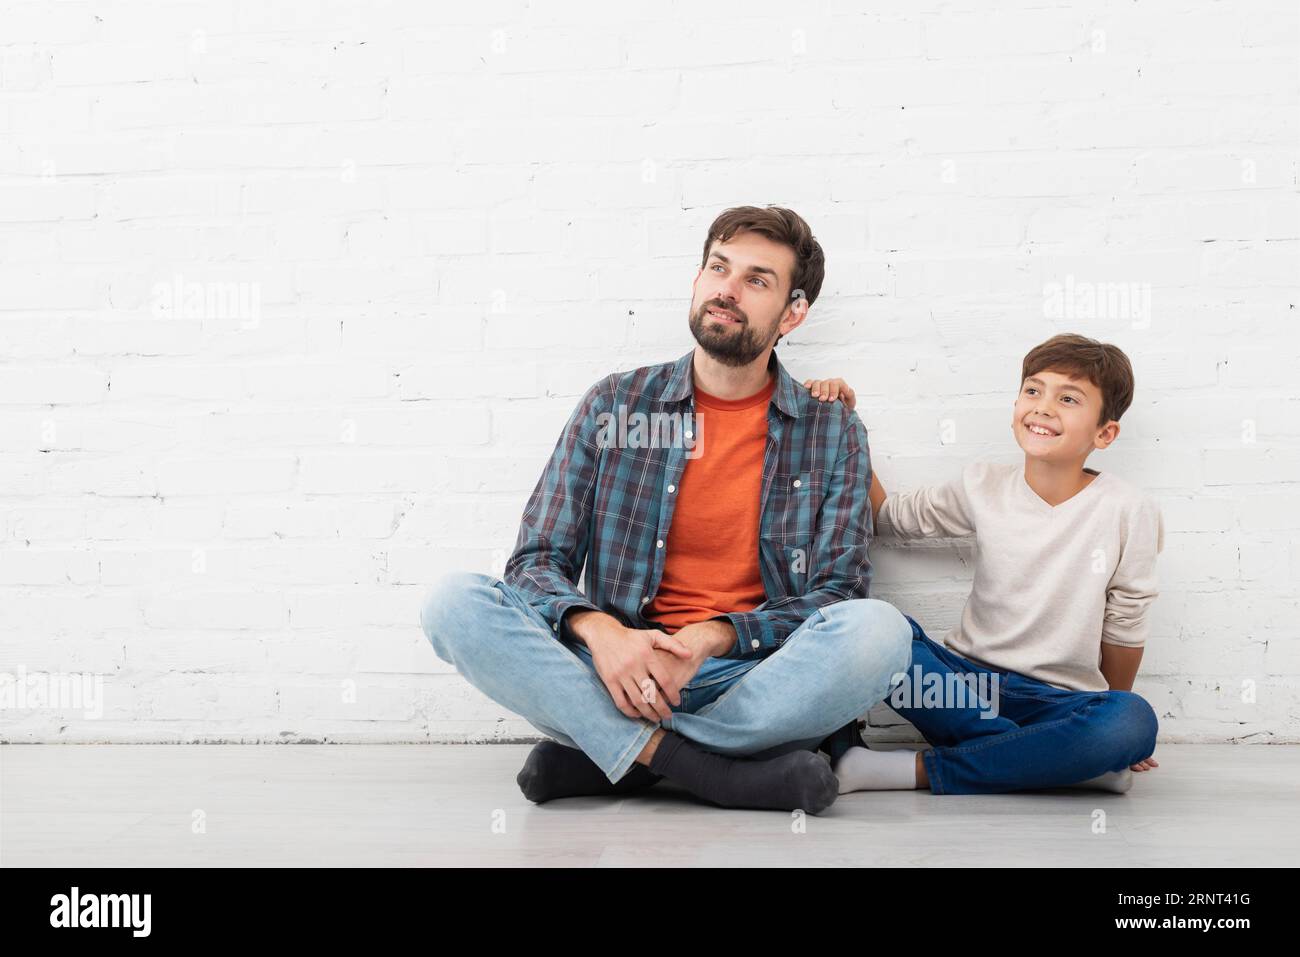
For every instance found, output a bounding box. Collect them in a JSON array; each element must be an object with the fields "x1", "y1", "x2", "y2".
[{"x1": 806, "y1": 333, "x2": 1164, "y2": 795}]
